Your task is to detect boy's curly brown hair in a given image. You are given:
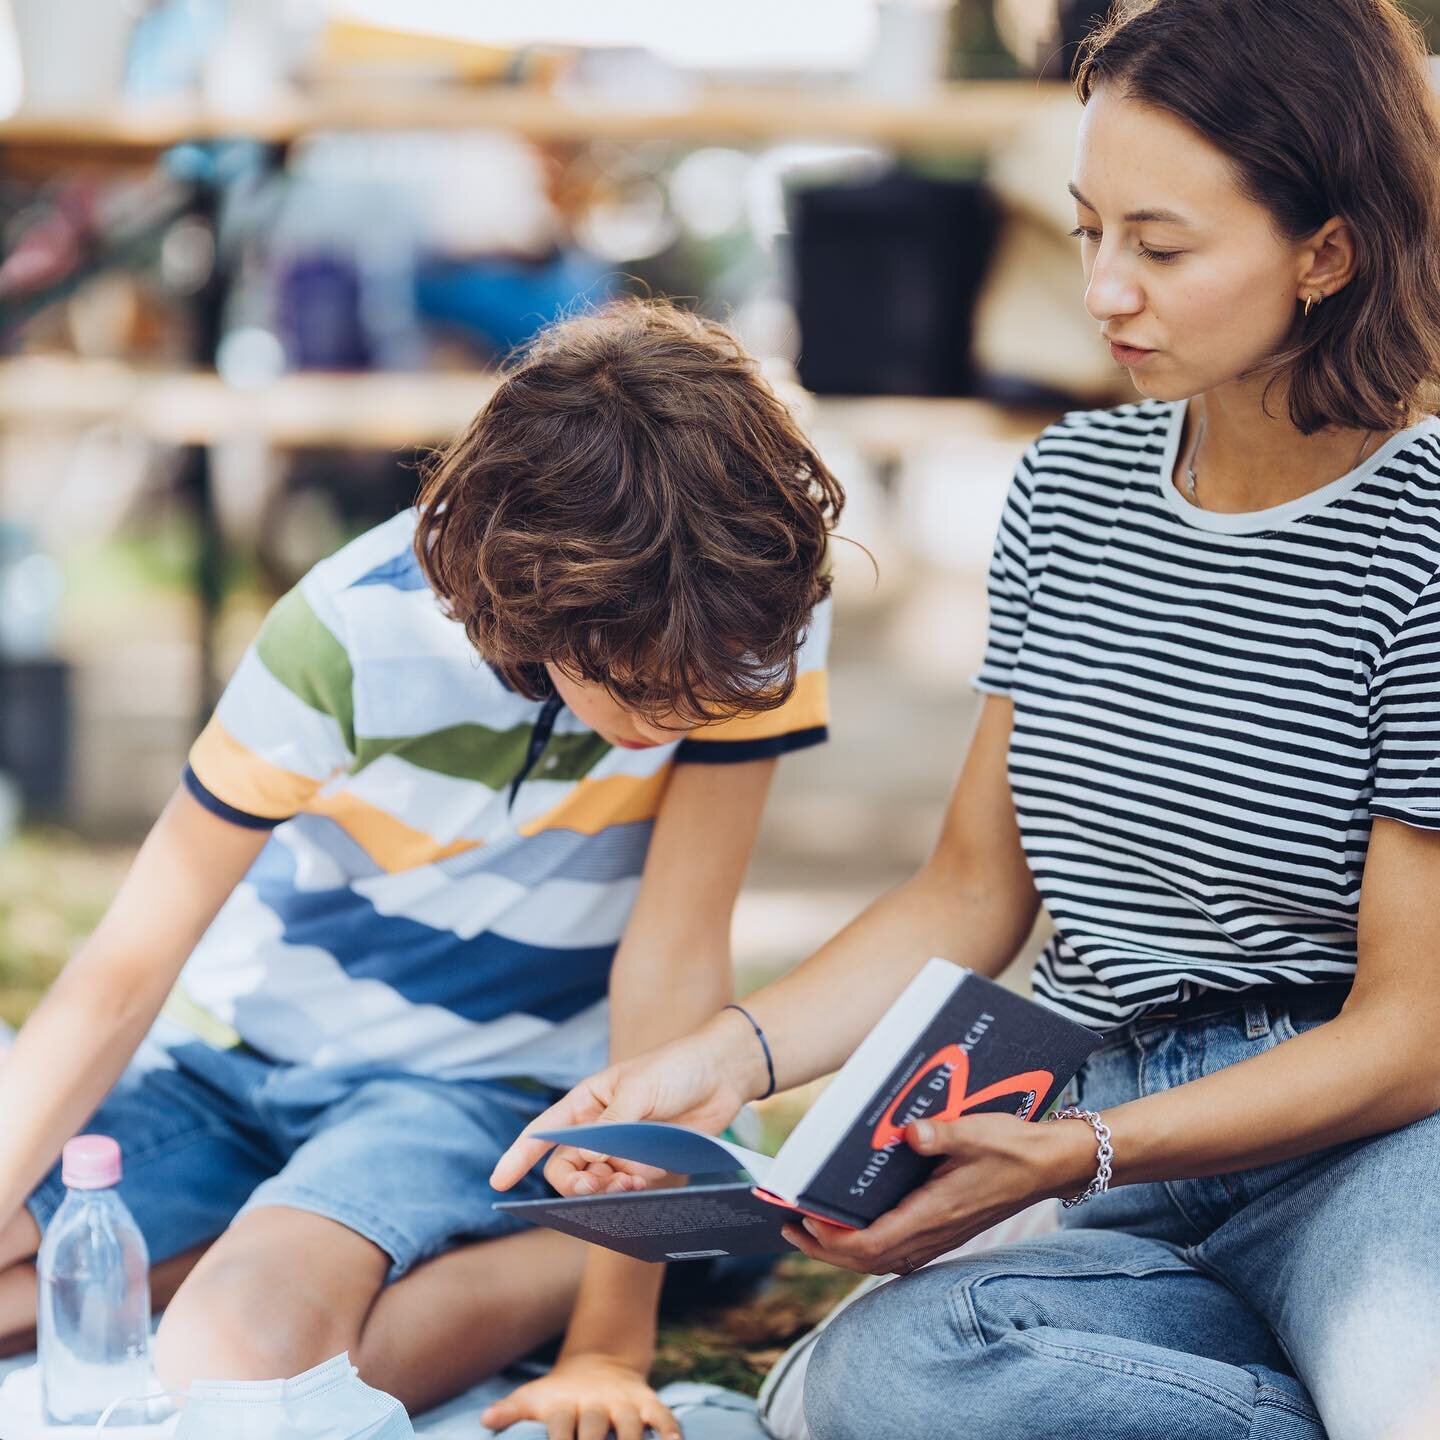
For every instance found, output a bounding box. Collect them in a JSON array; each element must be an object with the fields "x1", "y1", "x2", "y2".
[{"x1": 414, "y1": 299, "x2": 843, "y2": 728}]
